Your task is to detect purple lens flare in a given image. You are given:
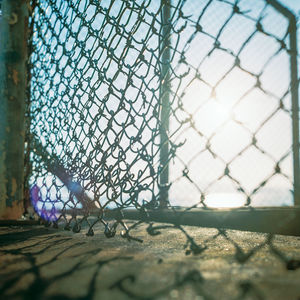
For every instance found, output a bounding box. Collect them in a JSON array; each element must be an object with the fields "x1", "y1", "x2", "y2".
[{"x1": 30, "y1": 184, "x2": 59, "y2": 221}]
